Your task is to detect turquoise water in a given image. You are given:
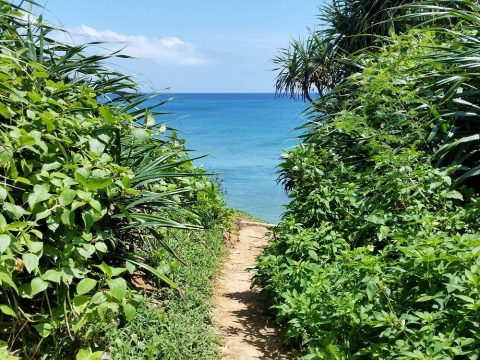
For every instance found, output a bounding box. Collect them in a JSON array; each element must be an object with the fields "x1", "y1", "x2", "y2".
[{"x1": 152, "y1": 93, "x2": 307, "y2": 223}]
